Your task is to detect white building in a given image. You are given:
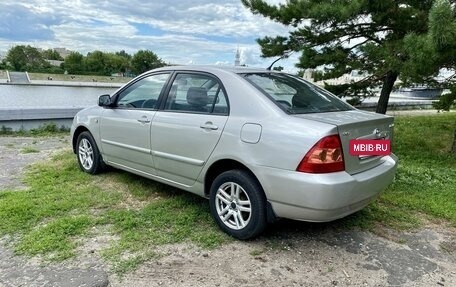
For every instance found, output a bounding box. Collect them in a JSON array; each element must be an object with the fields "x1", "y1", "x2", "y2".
[
  {"x1": 303, "y1": 69, "x2": 369, "y2": 86},
  {"x1": 234, "y1": 48, "x2": 241, "y2": 66},
  {"x1": 54, "y1": 48, "x2": 72, "y2": 59}
]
